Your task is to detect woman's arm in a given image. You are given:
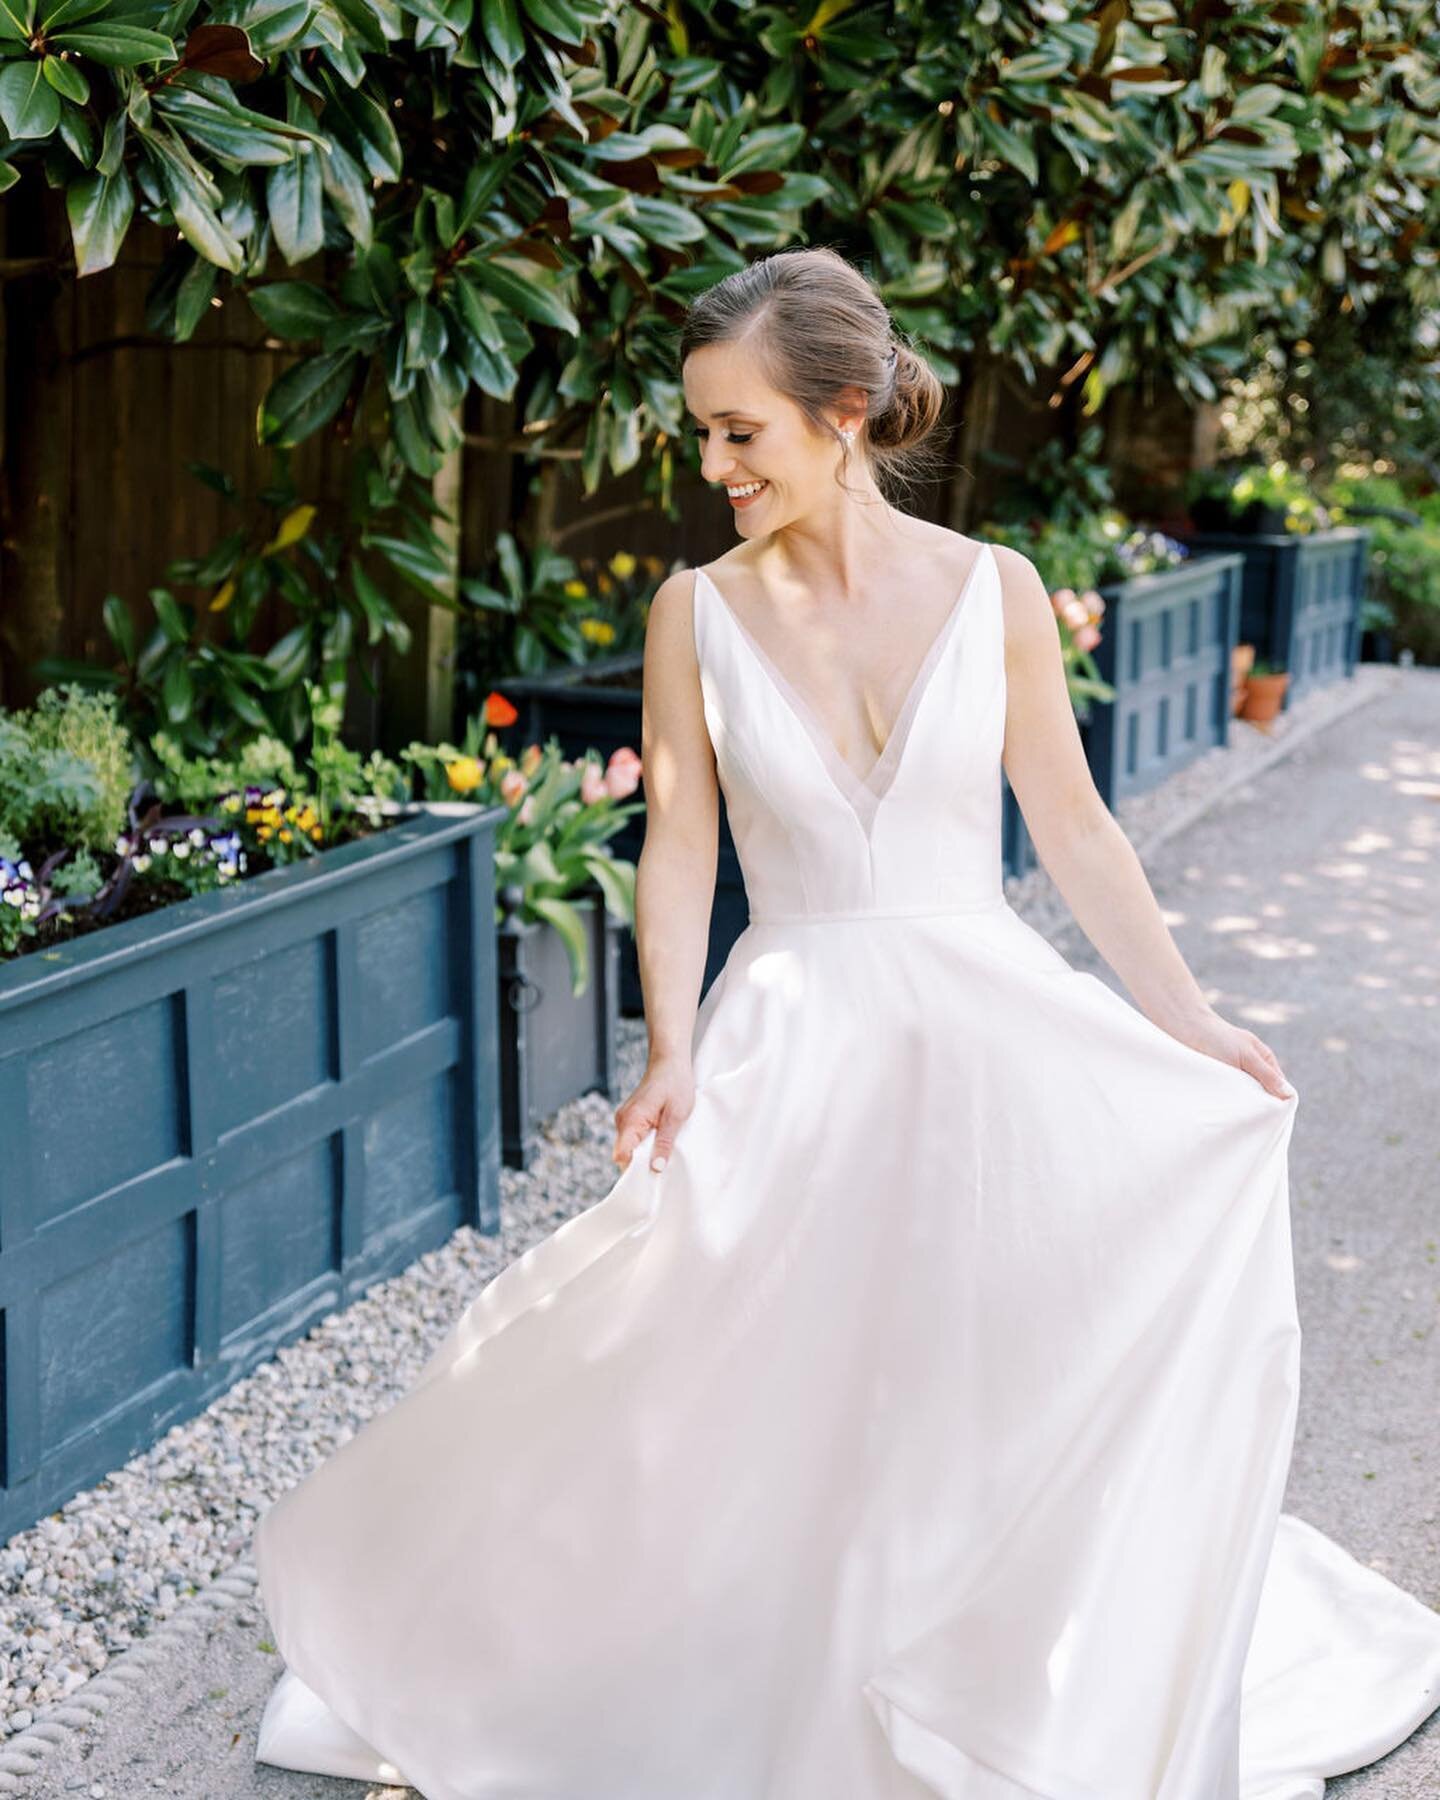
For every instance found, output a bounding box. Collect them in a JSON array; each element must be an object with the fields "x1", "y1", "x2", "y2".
[
  {"x1": 994, "y1": 546, "x2": 1294, "y2": 1099},
  {"x1": 612, "y1": 570, "x2": 721, "y2": 1172}
]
